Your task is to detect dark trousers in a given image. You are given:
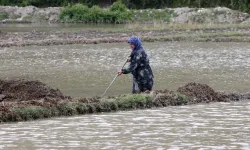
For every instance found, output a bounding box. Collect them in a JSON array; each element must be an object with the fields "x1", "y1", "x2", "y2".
[{"x1": 132, "y1": 77, "x2": 153, "y2": 94}]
